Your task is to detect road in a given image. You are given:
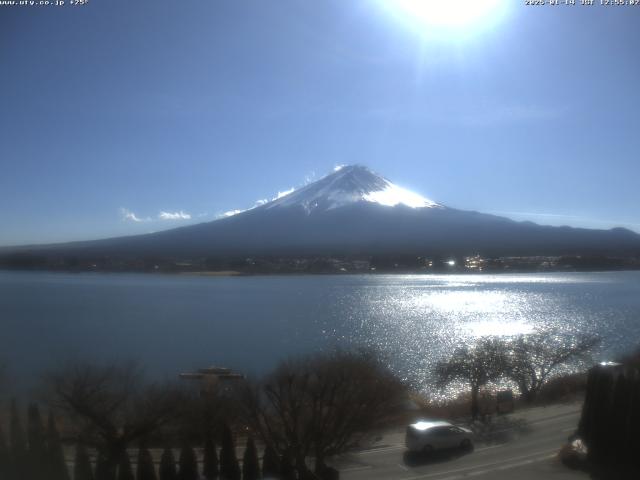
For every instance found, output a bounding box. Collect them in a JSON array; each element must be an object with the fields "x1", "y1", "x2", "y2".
[{"x1": 335, "y1": 403, "x2": 588, "y2": 480}]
